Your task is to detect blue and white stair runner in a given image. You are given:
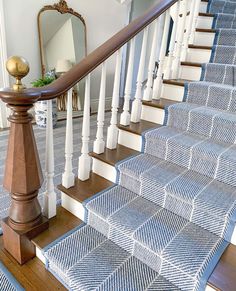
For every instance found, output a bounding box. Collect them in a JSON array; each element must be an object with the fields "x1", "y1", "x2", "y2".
[
  {"x1": 43, "y1": 1, "x2": 236, "y2": 290},
  {"x1": 0, "y1": 262, "x2": 24, "y2": 291}
]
